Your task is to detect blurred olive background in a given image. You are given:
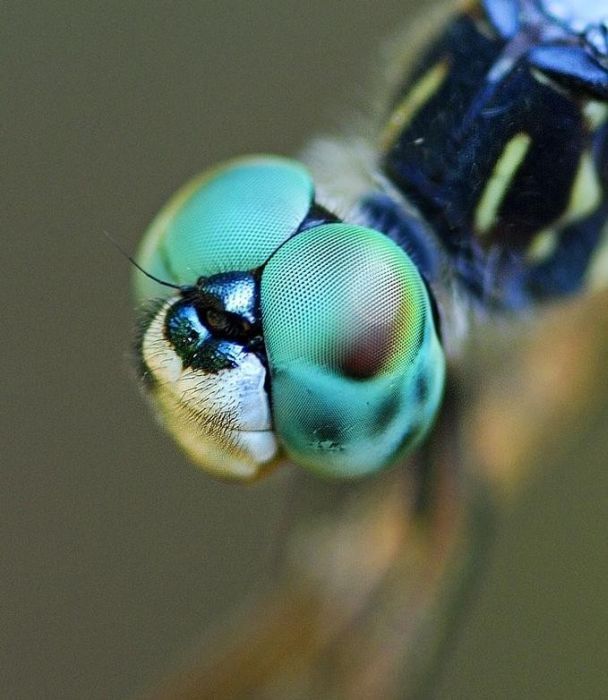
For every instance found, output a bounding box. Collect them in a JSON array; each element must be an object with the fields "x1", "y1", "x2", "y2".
[{"x1": 3, "y1": 1, "x2": 608, "y2": 698}]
